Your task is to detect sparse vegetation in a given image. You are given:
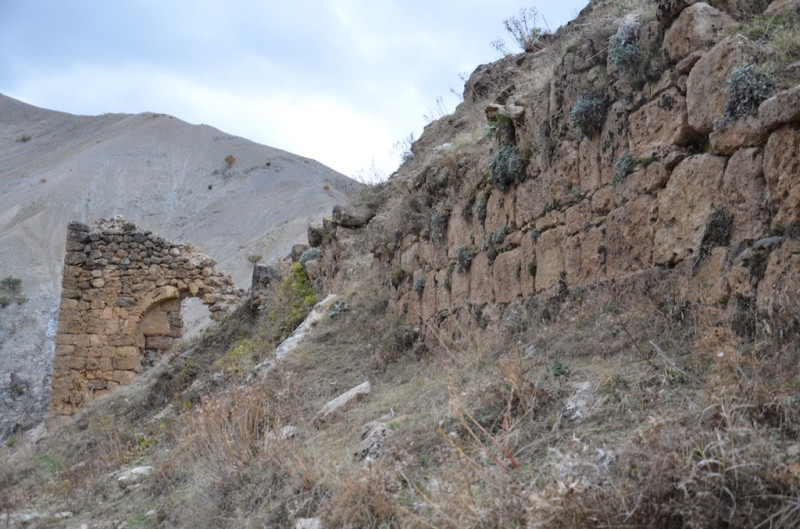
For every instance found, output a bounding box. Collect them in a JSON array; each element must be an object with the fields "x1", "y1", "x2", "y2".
[
  {"x1": 609, "y1": 17, "x2": 642, "y2": 74},
  {"x1": 486, "y1": 113, "x2": 516, "y2": 145},
  {"x1": 224, "y1": 154, "x2": 236, "y2": 167},
  {"x1": 4, "y1": 3, "x2": 800, "y2": 529},
  {"x1": 429, "y1": 210, "x2": 448, "y2": 243},
  {"x1": 716, "y1": 64, "x2": 775, "y2": 129},
  {"x1": 488, "y1": 145, "x2": 525, "y2": 191},
  {"x1": 455, "y1": 245, "x2": 473, "y2": 274},
  {"x1": 412, "y1": 274, "x2": 426, "y2": 293},
  {"x1": 246, "y1": 253, "x2": 263, "y2": 265},
  {"x1": 473, "y1": 193, "x2": 489, "y2": 225},
  {"x1": 0, "y1": 275, "x2": 22, "y2": 292},
  {"x1": 570, "y1": 93, "x2": 607, "y2": 137},
  {"x1": 393, "y1": 131, "x2": 416, "y2": 164},
  {"x1": 615, "y1": 151, "x2": 636, "y2": 181},
  {"x1": 501, "y1": 7, "x2": 543, "y2": 53}
]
